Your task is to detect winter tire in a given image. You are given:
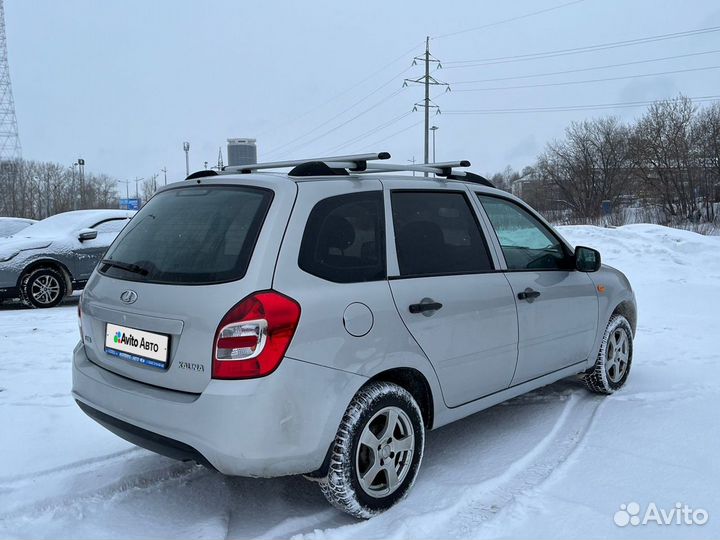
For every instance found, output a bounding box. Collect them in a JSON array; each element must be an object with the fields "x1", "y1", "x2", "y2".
[
  {"x1": 21, "y1": 267, "x2": 67, "y2": 309},
  {"x1": 583, "y1": 314, "x2": 633, "y2": 394},
  {"x1": 318, "y1": 381, "x2": 425, "y2": 519}
]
